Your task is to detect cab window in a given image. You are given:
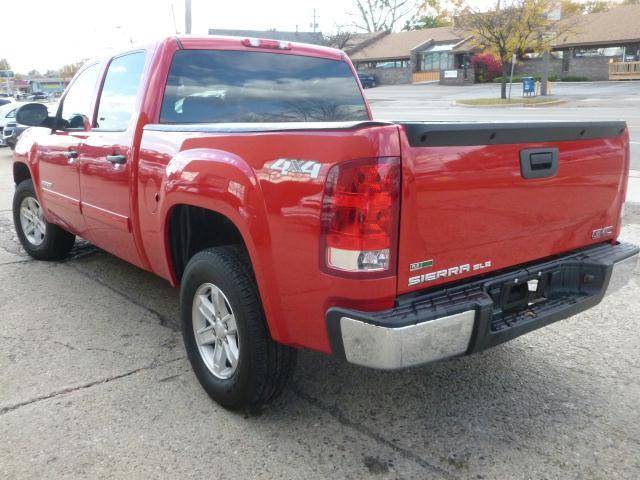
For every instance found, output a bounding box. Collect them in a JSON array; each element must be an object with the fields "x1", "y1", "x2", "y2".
[
  {"x1": 95, "y1": 51, "x2": 146, "y2": 131},
  {"x1": 60, "y1": 63, "x2": 100, "y2": 130},
  {"x1": 160, "y1": 50, "x2": 368, "y2": 123}
]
